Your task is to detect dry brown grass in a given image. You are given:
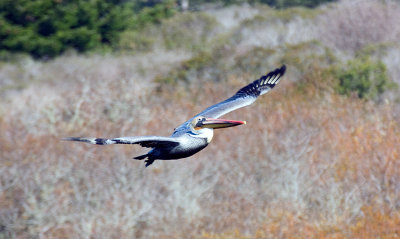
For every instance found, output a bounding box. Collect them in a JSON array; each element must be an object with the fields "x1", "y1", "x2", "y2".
[{"x1": 1, "y1": 57, "x2": 399, "y2": 238}]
